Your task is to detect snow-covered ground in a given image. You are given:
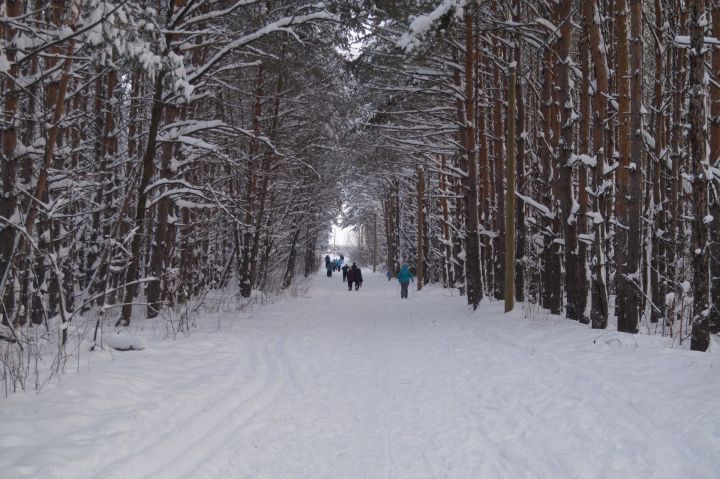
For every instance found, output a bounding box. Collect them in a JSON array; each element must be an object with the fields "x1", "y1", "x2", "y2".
[{"x1": 1, "y1": 269, "x2": 719, "y2": 479}]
